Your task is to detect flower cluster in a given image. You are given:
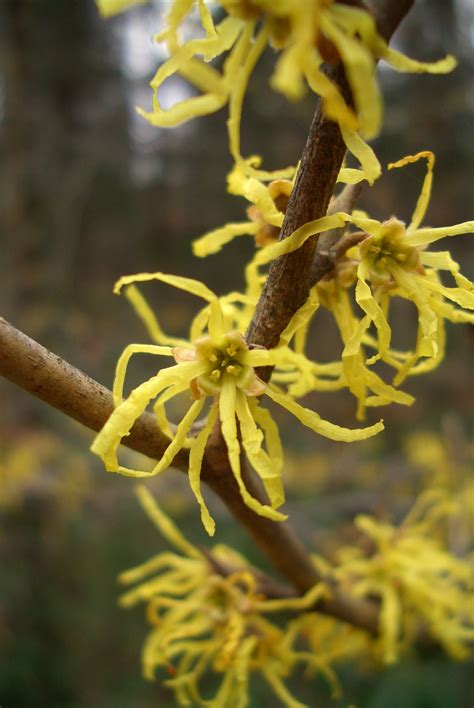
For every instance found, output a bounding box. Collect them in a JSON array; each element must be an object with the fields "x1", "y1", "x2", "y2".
[
  {"x1": 315, "y1": 490, "x2": 474, "y2": 664},
  {"x1": 91, "y1": 271, "x2": 383, "y2": 535},
  {"x1": 96, "y1": 0, "x2": 455, "y2": 181},
  {"x1": 193, "y1": 150, "x2": 474, "y2": 420},
  {"x1": 120, "y1": 486, "x2": 374, "y2": 707},
  {"x1": 340, "y1": 153, "x2": 474, "y2": 385},
  {"x1": 90, "y1": 150, "x2": 473, "y2": 533}
]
